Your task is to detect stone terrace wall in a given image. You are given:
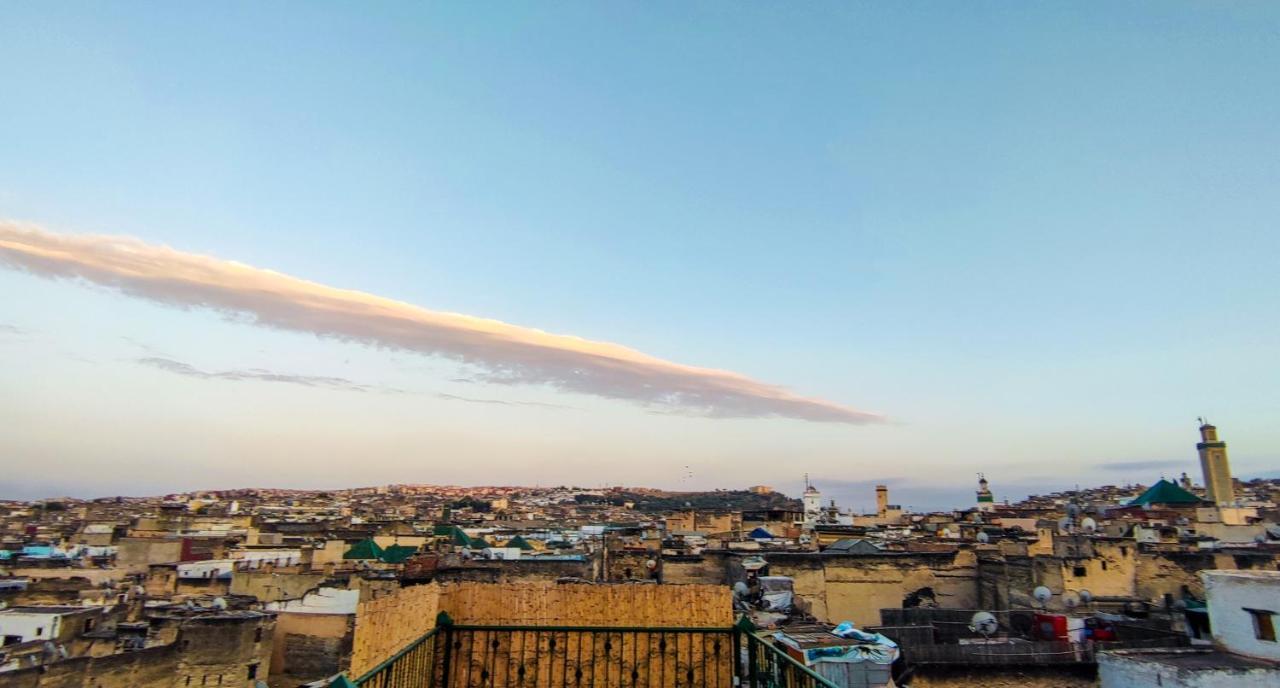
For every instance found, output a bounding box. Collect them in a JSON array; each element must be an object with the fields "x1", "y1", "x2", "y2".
[
  {"x1": 350, "y1": 583, "x2": 443, "y2": 678},
  {"x1": 0, "y1": 643, "x2": 180, "y2": 688},
  {"x1": 349, "y1": 582, "x2": 732, "y2": 677},
  {"x1": 440, "y1": 582, "x2": 732, "y2": 626}
]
